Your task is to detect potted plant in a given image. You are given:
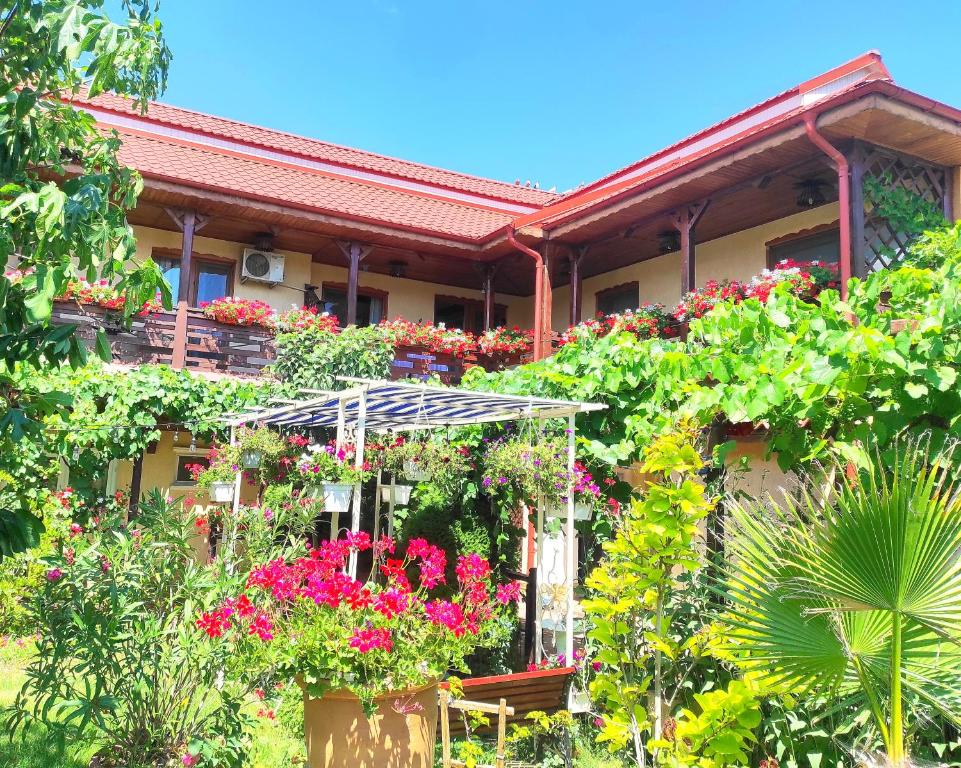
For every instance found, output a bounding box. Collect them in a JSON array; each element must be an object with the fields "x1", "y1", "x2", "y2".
[
  {"x1": 295, "y1": 444, "x2": 369, "y2": 514},
  {"x1": 200, "y1": 296, "x2": 276, "y2": 328},
  {"x1": 373, "y1": 435, "x2": 470, "y2": 486},
  {"x1": 545, "y1": 461, "x2": 603, "y2": 521},
  {"x1": 198, "y1": 534, "x2": 522, "y2": 767},
  {"x1": 379, "y1": 483, "x2": 413, "y2": 506},
  {"x1": 482, "y1": 437, "x2": 569, "y2": 507},
  {"x1": 194, "y1": 448, "x2": 240, "y2": 504},
  {"x1": 236, "y1": 425, "x2": 282, "y2": 470}
]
